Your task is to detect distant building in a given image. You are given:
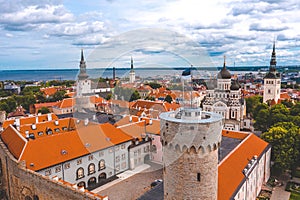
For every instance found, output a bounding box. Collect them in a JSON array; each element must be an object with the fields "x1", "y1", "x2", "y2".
[
  {"x1": 3, "y1": 82, "x2": 21, "y2": 94},
  {"x1": 129, "y1": 57, "x2": 136, "y2": 84},
  {"x1": 203, "y1": 56, "x2": 247, "y2": 131},
  {"x1": 263, "y1": 42, "x2": 281, "y2": 104}
]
